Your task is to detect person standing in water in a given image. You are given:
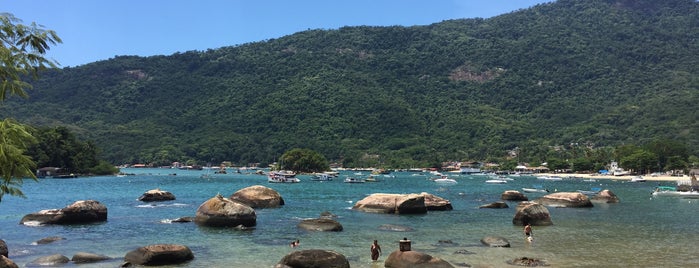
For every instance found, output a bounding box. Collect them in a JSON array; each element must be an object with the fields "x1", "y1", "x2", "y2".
[
  {"x1": 524, "y1": 223, "x2": 533, "y2": 241},
  {"x1": 370, "y1": 240, "x2": 382, "y2": 261}
]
